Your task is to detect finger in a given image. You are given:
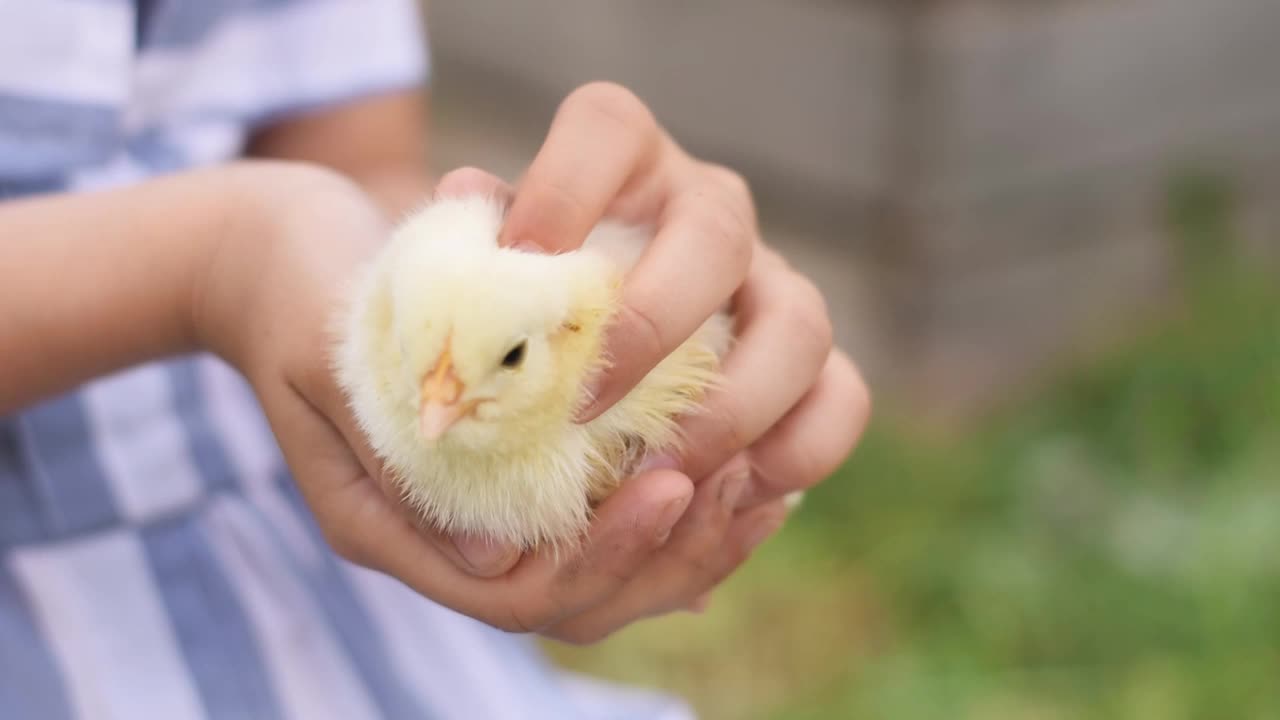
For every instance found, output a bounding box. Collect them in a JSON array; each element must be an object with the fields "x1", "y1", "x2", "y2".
[
  {"x1": 443, "y1": 532, "x2": 522, "y2": 579},
  {"x1": 574, "y1": 173, "x2": 755, "y2": 422},
  {"x1": 676, "y1": 252, "x2": 834, "y2": 481},
  {"x1": 679, "y1": 497, "x2": 789, "y2": 608},
  {"x1": 685, "y1": 591, "x2": 713, "y2": 614},
  {"x1": 740, "y1": 350, "x2": 870, "y2": 508},
  {"x1": 432, "y1": 166, "x2": 514, "y2": 203},
  {"x1": 262, "y1": 381, "x2": 452, "y2": 584},
  {"x1": 493, "y1": 468, "x2": 694, "y2": 632},
  {"x1": 544, "y1": 458, "x2": 746, "y2": 643},
  {"x1": 499, "y1": 82, "x2": 665, "y2": 252},
  {"x1": 548, "y1": 479, "x2": 790, "y2": 645},
  {"x1": 288, "y1": 357, "x2": 389, "y2": 501},
  {"x1": 316, "y1": 462, "x2": 691, "y2": 633}
]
